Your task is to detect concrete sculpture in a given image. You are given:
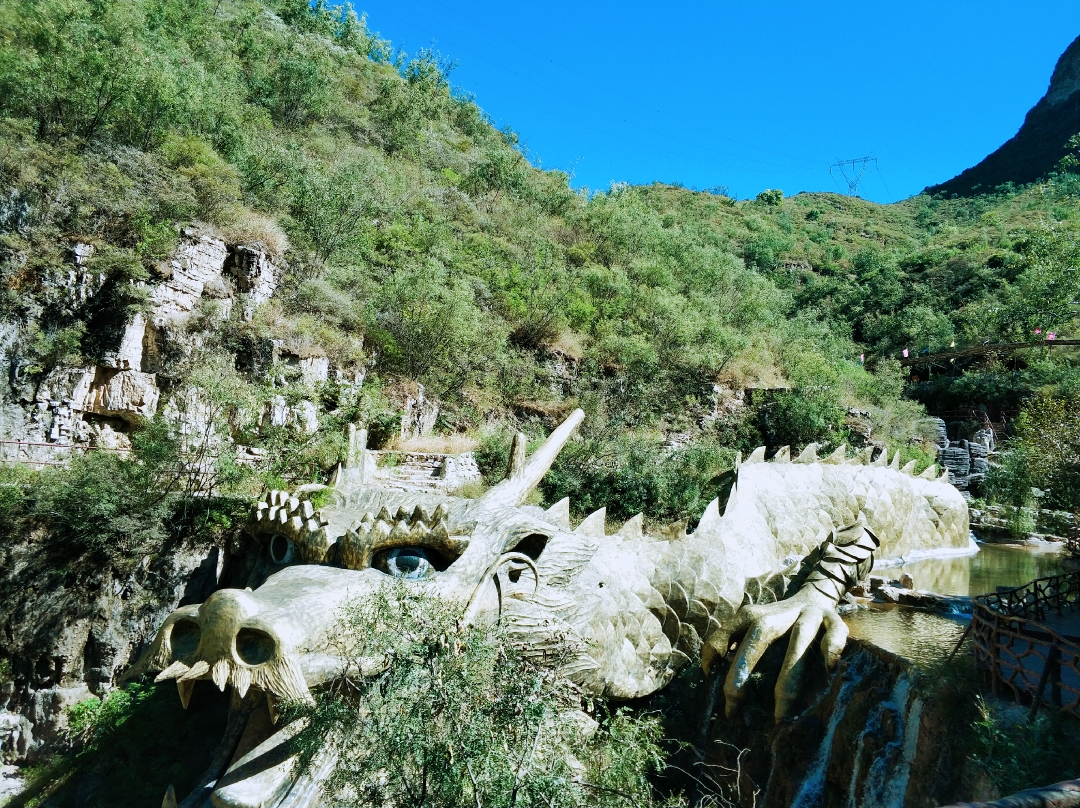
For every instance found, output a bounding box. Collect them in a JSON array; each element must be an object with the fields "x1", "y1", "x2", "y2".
[{"x1": 134, "y1": 409, "x2": 968, "y2": 807}]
